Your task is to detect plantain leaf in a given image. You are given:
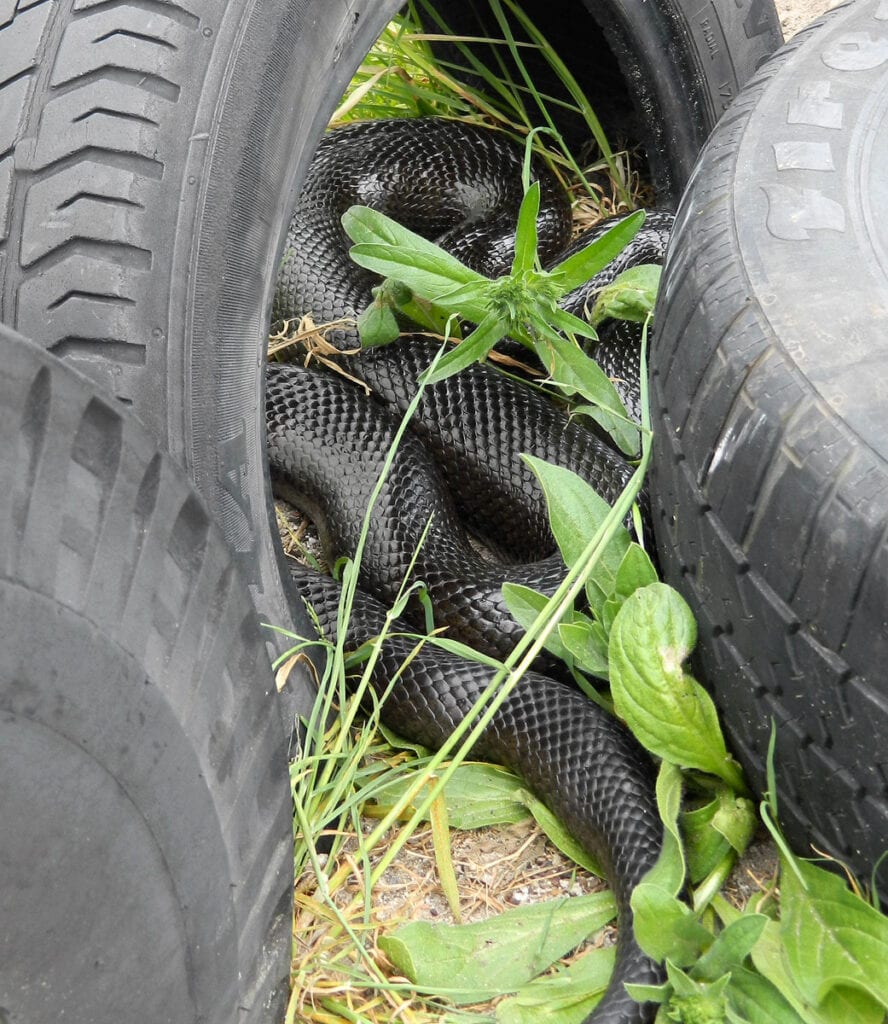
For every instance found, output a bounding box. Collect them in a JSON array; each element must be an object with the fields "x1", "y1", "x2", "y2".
[
  {"x1": 371, "y1": 761, "x2": 530, "y2": 831},
  {"x1": 780, "y1": 856, "x2": 888, "y2": 1009},
  {"x1": 558, "y1": 617, "x2": 609, "y2": 679},
  {"x1": 521, "y1": 456, "x2": 629, "y2": 596},
  {"x1": 608, "y1": 584, "x2": 746, "y2": 792},
  {"x1": 614, "y1": 543, "x2": 658, "y2": 599},
  {"x1": 496, "y1": 947, "x2": 615, "y2": 1024},
  {"x1": 726, "y1": 966, "x2": 810, "y2": 1024},
  {"x1": 692, "y1": 915, "x2": 769, "y2": 983},
  {"x1": 630, "y1": 883, "x2": 711, "y2": 966},
  {"x1": 515, "y1": 787, "x2": 603, "y2": 876},
  {"x1": 379, "y1": 891, "x2": 616, "y2": 1004},
  {"x1": 750, "y1": 918, "x2": 885, "y2": 1024},
  {"x1": 502, "y1": 581, "x2": 573, "y2": 663},
  {"x1": 681, "y1": 788, "x2": 756, "y2": 883}
]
